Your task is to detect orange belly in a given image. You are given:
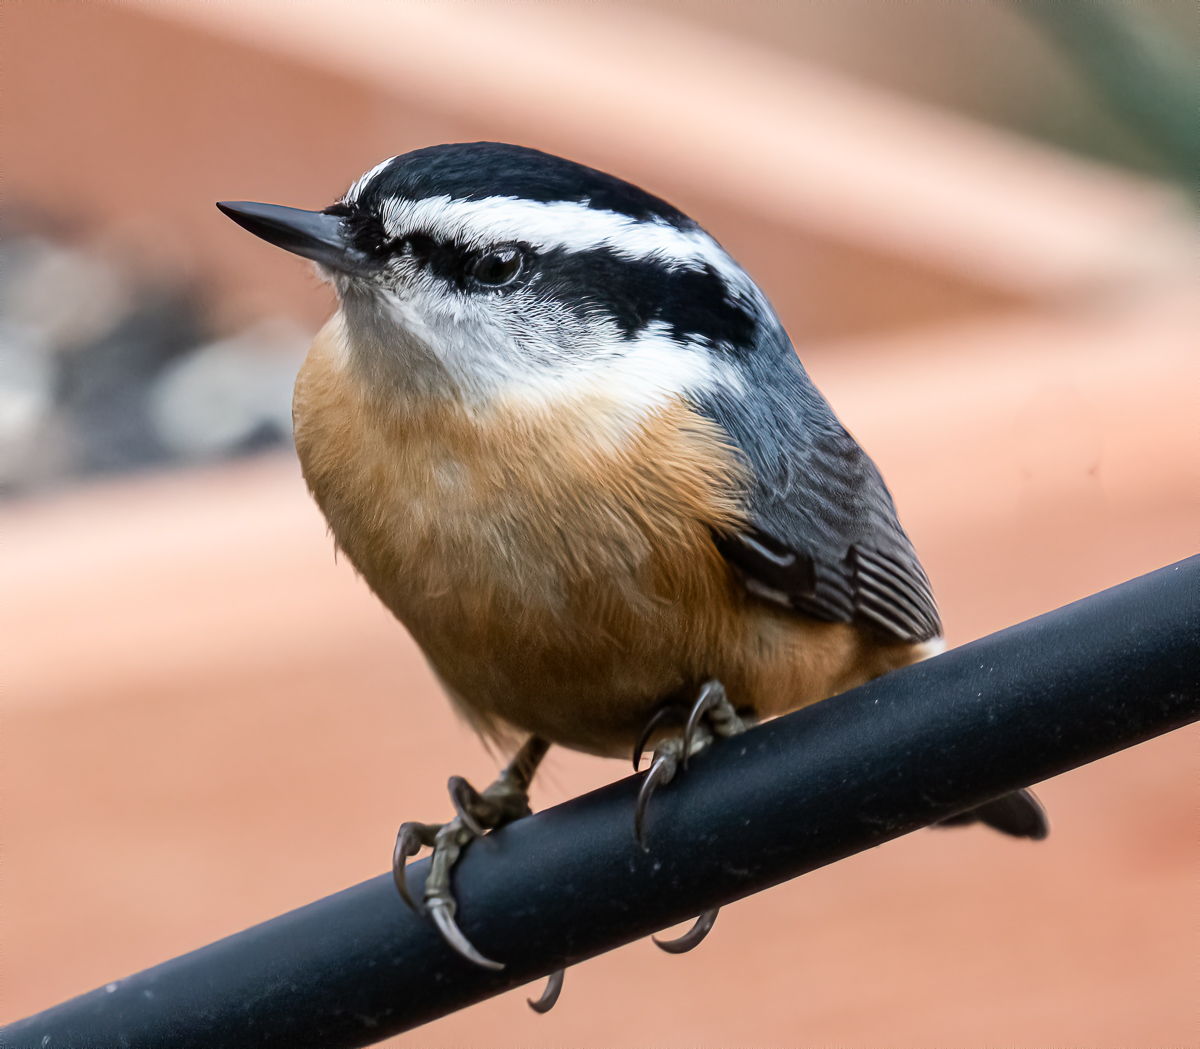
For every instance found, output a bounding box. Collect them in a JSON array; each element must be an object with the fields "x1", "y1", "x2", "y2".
[{"x1": 293, "y1": 315, "x2": 927, "y2": 757}]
